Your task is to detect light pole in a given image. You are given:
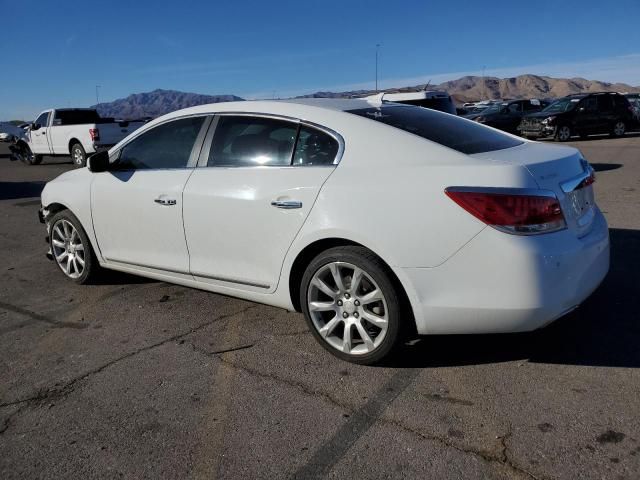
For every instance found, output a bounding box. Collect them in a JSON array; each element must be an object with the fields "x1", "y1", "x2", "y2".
[
  {"x1": 481, "y1": 66, "x2": 486, "y2": 101},
  {"x1": 375, "y1": 44, "x2": 381, "y2": 92},
  {"x1": 95, "y1": 85, "x2": 101, "y2": 105}
]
